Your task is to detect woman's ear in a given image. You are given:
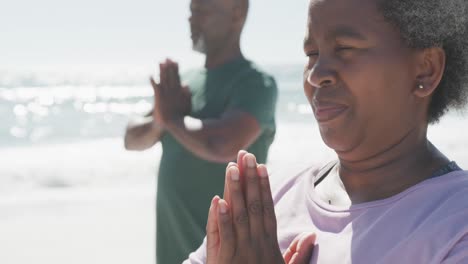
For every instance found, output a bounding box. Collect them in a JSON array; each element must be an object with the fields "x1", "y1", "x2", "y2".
[{"x1": 414, "y1": 47, "x2": 446, "y2": 98}]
